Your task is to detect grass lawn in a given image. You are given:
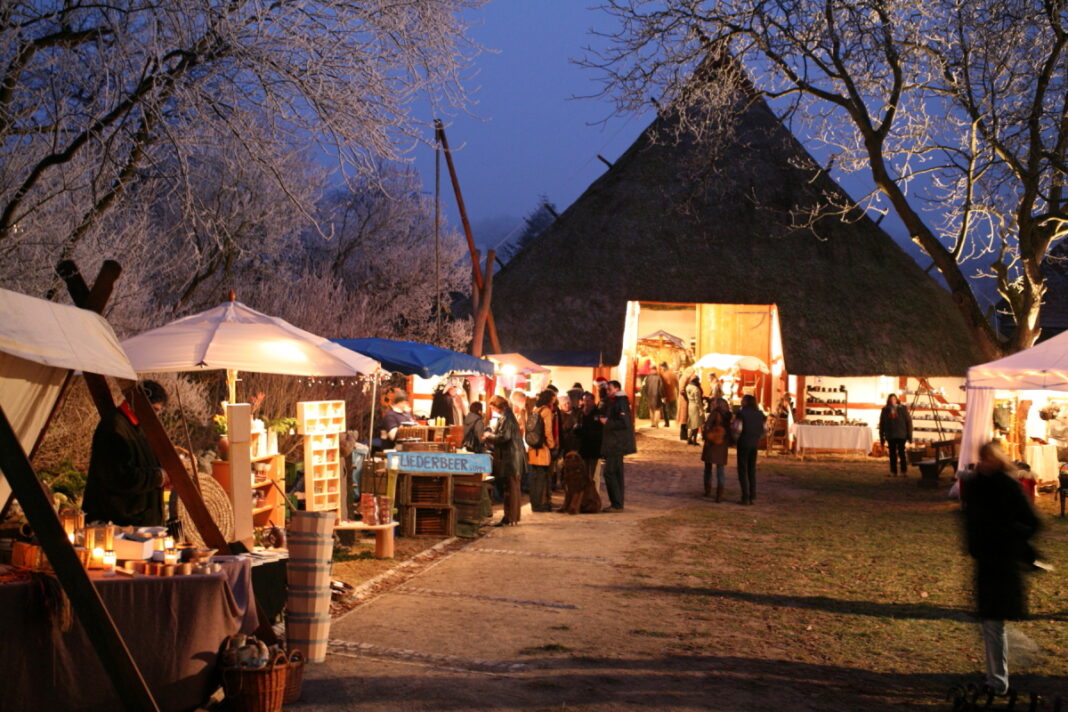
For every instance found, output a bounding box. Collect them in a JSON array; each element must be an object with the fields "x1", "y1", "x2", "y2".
[{"x1": 633, "y1": 455, "x2": 1068, "y2": 706}]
